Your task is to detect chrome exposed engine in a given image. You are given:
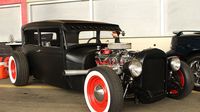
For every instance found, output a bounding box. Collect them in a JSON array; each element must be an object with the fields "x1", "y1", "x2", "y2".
[
  {"x1": 95, "y1": 47, "x2": 130, "y2": 74},
  {"x1": 95, "y1": 43, "x2": 140, "y2": 76},
  {"x1": 95, "y1": 43, "x2": 143, "y2": 98}
]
